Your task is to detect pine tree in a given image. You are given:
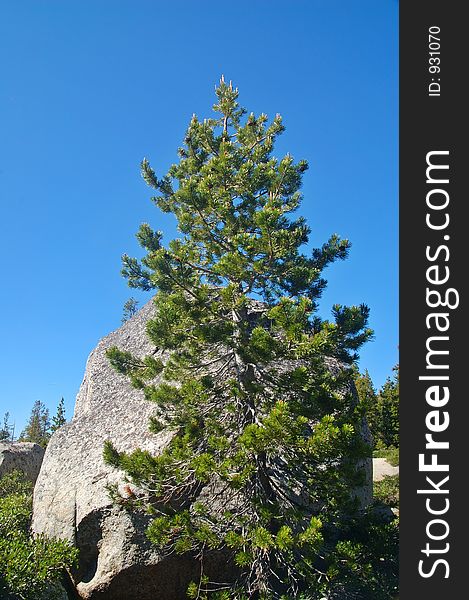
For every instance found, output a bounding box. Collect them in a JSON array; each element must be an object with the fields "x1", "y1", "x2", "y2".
[
  {"x1": 356, "y1": 367, "x2": 399, "y2": 451},
  {"x1": 354, "y1": 369, "x2": 379, "y2": 445},
  {"x1": 104, "y1": 78, "x2": 376, "y2": 598},
  {"x1": 121, "y1": 297, "x2": 139, "y2": 323},
  {"x1": 376, "y1": 365, "x2": 399, "y2": 449},
  {"x1": 51, "y1": 397, "x2": 67, "y2": 433},
  {"x1": 19, "y1": 401, "x2": 50, "y2": 448},
  {"x1": 0, "y1": 412, "x2": 13, "y2": 442}
]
